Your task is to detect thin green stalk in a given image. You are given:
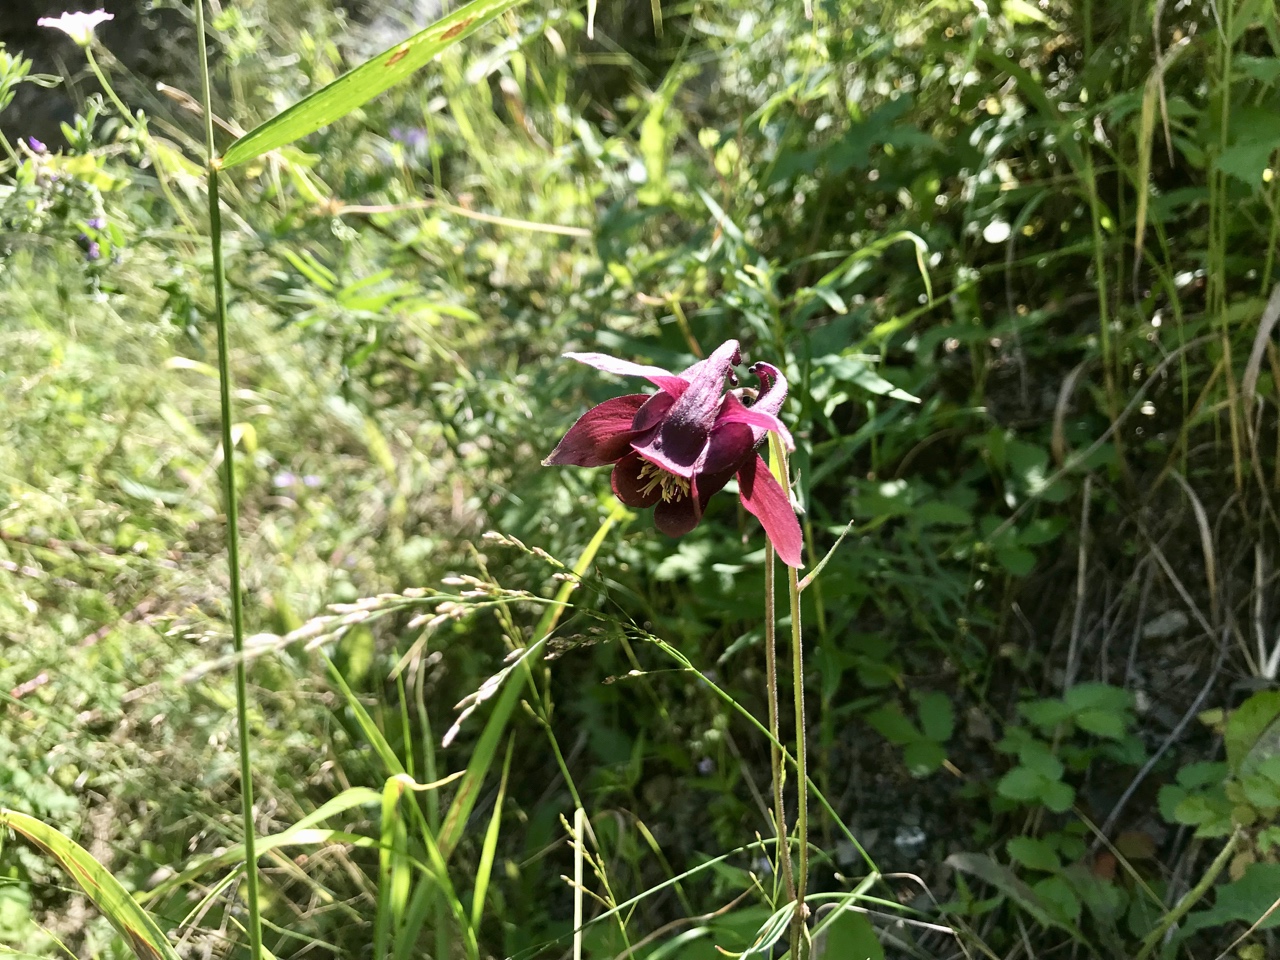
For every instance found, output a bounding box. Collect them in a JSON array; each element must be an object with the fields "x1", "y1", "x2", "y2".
[
  {"x1": 764, "y1": 540, "x2": 794, "y2": 903},
  {"x1": 194, "y1": 3, "x2": 263, "y2": 958},
  {"x1": 1134, "y1": 831, "x2": 1241, "y2": 960},
  {"x1": 788, "y1": 560, "x2": 808, "y2": 957},
  {"x1": 83, "y1": 45, "x2": 134, "y2": 129},
  {"x1": 769, "y1": 432, "x2": 809, "y2": 958}
]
